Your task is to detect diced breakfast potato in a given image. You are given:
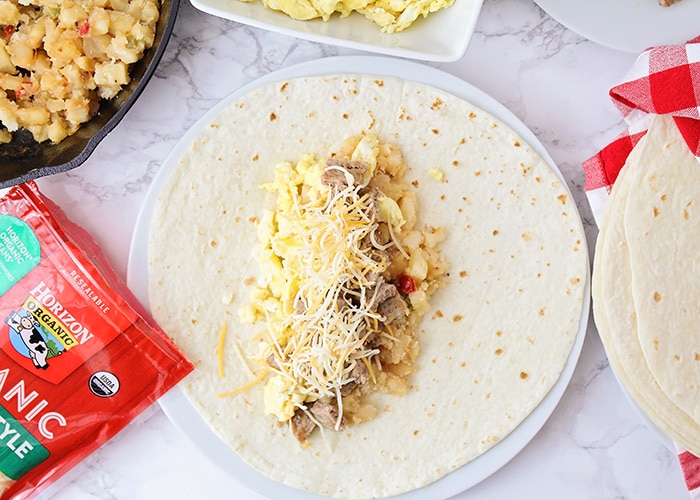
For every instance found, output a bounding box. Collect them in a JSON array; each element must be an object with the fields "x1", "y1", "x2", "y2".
[
  {"x1": 0, "y1": 0, "x2": 160, "y2": 144},
  {"x1": 0, "y1": 43, "x2": 16, "y2": 74},
  {"x1": 0, "y1": 0, "x2": 20, "y2": 25}
]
